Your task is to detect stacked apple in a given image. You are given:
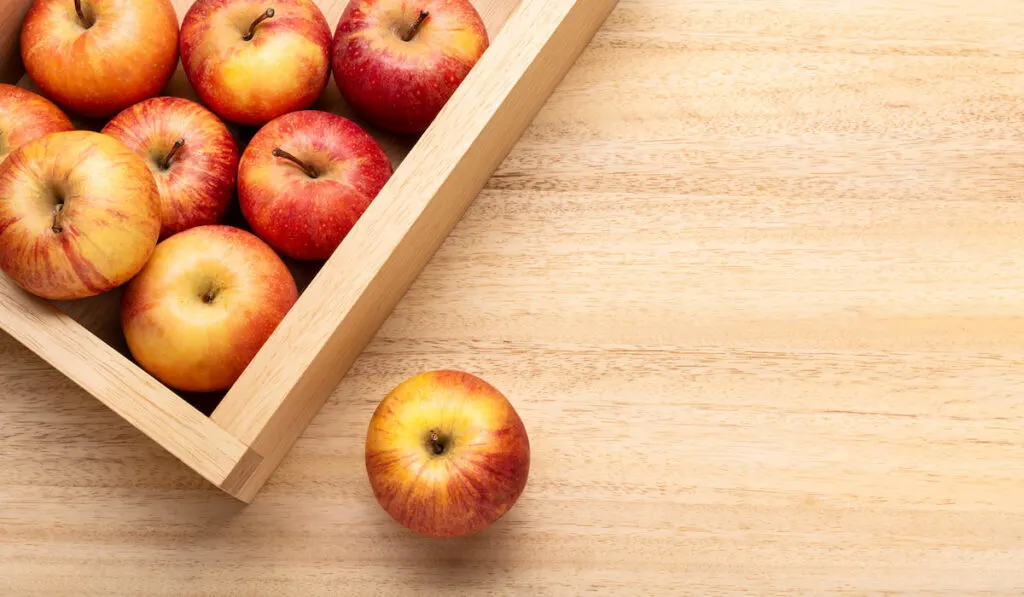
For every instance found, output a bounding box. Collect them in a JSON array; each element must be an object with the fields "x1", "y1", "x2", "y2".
[
  {"x1": 1, "y1": 0, "x2": 526, "y2": 538},
  {"x1": 0, "y1": 0, "x2": 489, "y2": 390}
]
